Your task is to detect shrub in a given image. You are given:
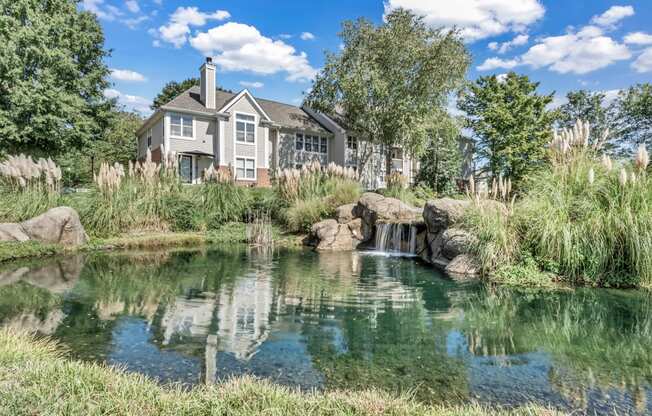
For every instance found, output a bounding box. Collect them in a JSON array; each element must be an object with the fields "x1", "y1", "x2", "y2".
[
  {"x1": 284, "y1": 198, "x2": 331, "y2": 233},
  {"x1": 196, "y1": 169, "x2": 249, "y2": 229}
]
